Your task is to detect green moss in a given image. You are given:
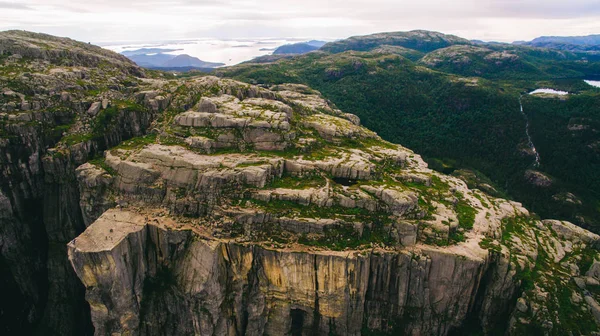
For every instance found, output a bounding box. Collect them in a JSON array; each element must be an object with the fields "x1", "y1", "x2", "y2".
[
  {"x1": 89, "y1": 156, "x2": 117, "y2": 175},
  {"x1": 113, "y1": 134, "x2": 157, "y2": 150},
  {"x1": 92, "y1": 100, "x2": 147, "y2": 138},
  {"x1": 61, "y1": 132, "x2": 93, "y2": 146},
  {"x1": 501, "y1": 216, "x2": 529, "y2": 243},
  {"x1": 298, "y1": 220, "x2": 395, "y2": 251},
  {"x1": 576, "y1": 247, "x2": 598, "y2": 274},
  {"x1": 249, "y1": 198, "x2": 372, "y2": 220},
  {"x1": 449, "y1": 230, "x2": 466, "y2": 244},
  {"x1": 479, "y1": 237, "x2": 501, "y2": 252},
  {"x1": 456, "y1": 199, "x2": 476, "y2": 230},
  {"x1": 270, "y1": 172, "x2": 326, "y2": 189},
  {"x1": 235, "y1": 161, "x2": 270, "y2": 168}
]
